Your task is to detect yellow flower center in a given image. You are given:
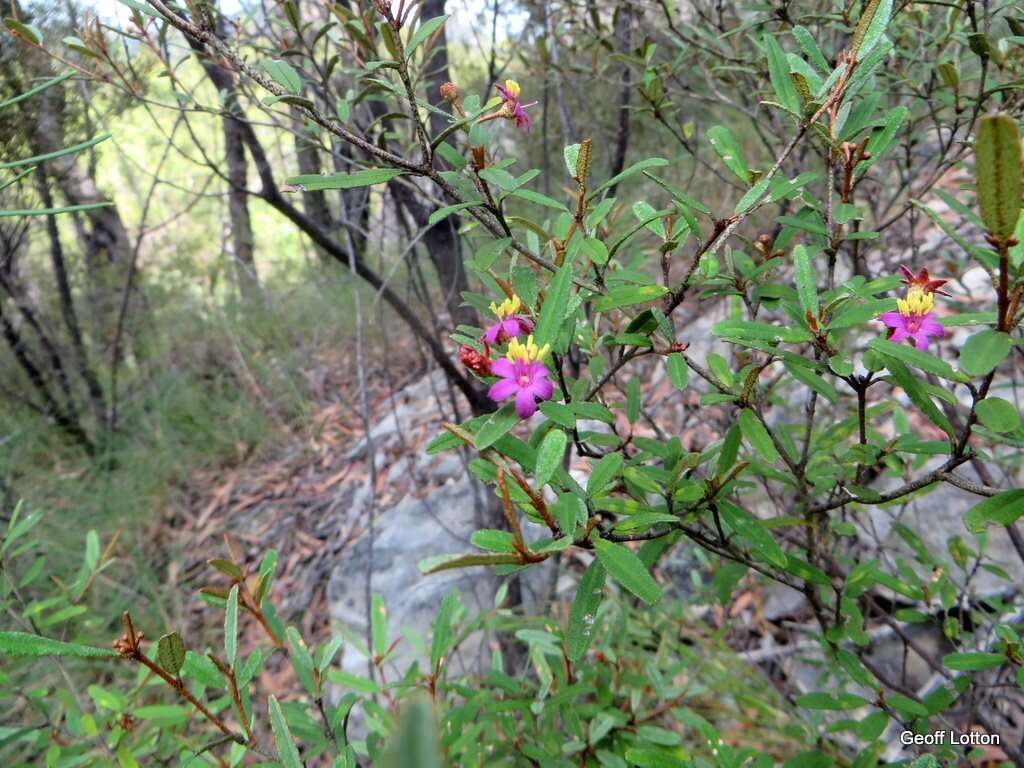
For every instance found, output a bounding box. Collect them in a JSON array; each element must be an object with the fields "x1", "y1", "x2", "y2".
[
  {"x1": 506, "y1": 335, "x2": 549, "y2": 364},
  {"x1": 897, "y1": 287, "x2": 934, "y2": 317},
  {"x1": 503, "y1": 80, "x2": 521, "y2": 99},
  {"x1": 490, "y1": 295, "x2": 522, "y2": 319}
]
